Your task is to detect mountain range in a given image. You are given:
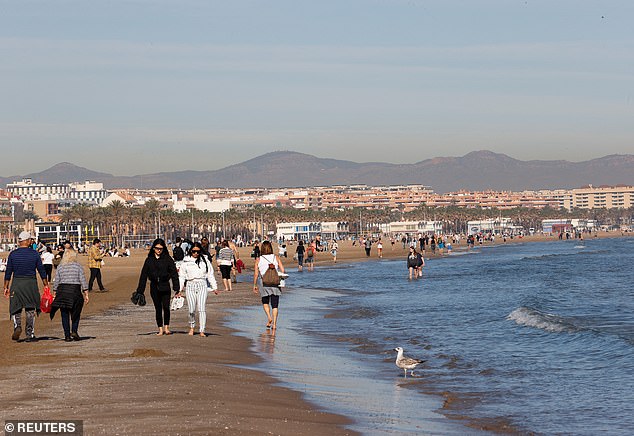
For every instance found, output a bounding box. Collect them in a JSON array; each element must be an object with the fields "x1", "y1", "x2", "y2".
[{"x1": 1, "y1": 150, "x2": 633, "y2": 193}]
